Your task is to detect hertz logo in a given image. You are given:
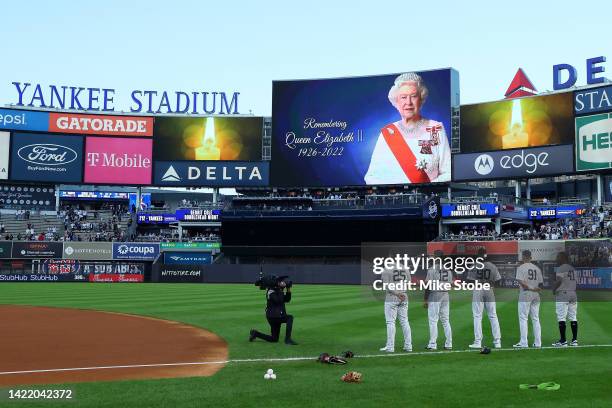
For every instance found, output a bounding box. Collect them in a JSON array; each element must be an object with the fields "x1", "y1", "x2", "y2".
[{"x1": 474, "y1": 154, "x2": 494, "y2": 175}]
